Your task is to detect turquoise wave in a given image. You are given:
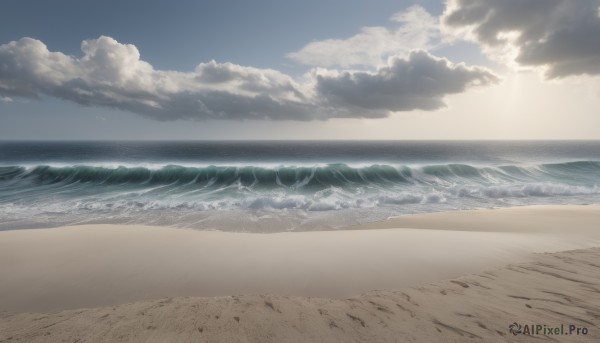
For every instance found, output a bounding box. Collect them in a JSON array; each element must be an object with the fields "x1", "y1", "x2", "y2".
[{"x1": 2, "y1": 161, "x2": 600, "y2": 190}]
